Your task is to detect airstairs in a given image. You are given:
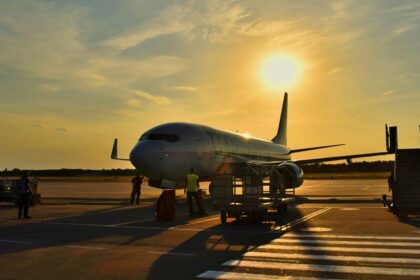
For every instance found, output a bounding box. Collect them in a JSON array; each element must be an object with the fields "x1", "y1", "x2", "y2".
[{"x1": 391, "y1": 149, "x2": 420, "y2": 215}]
